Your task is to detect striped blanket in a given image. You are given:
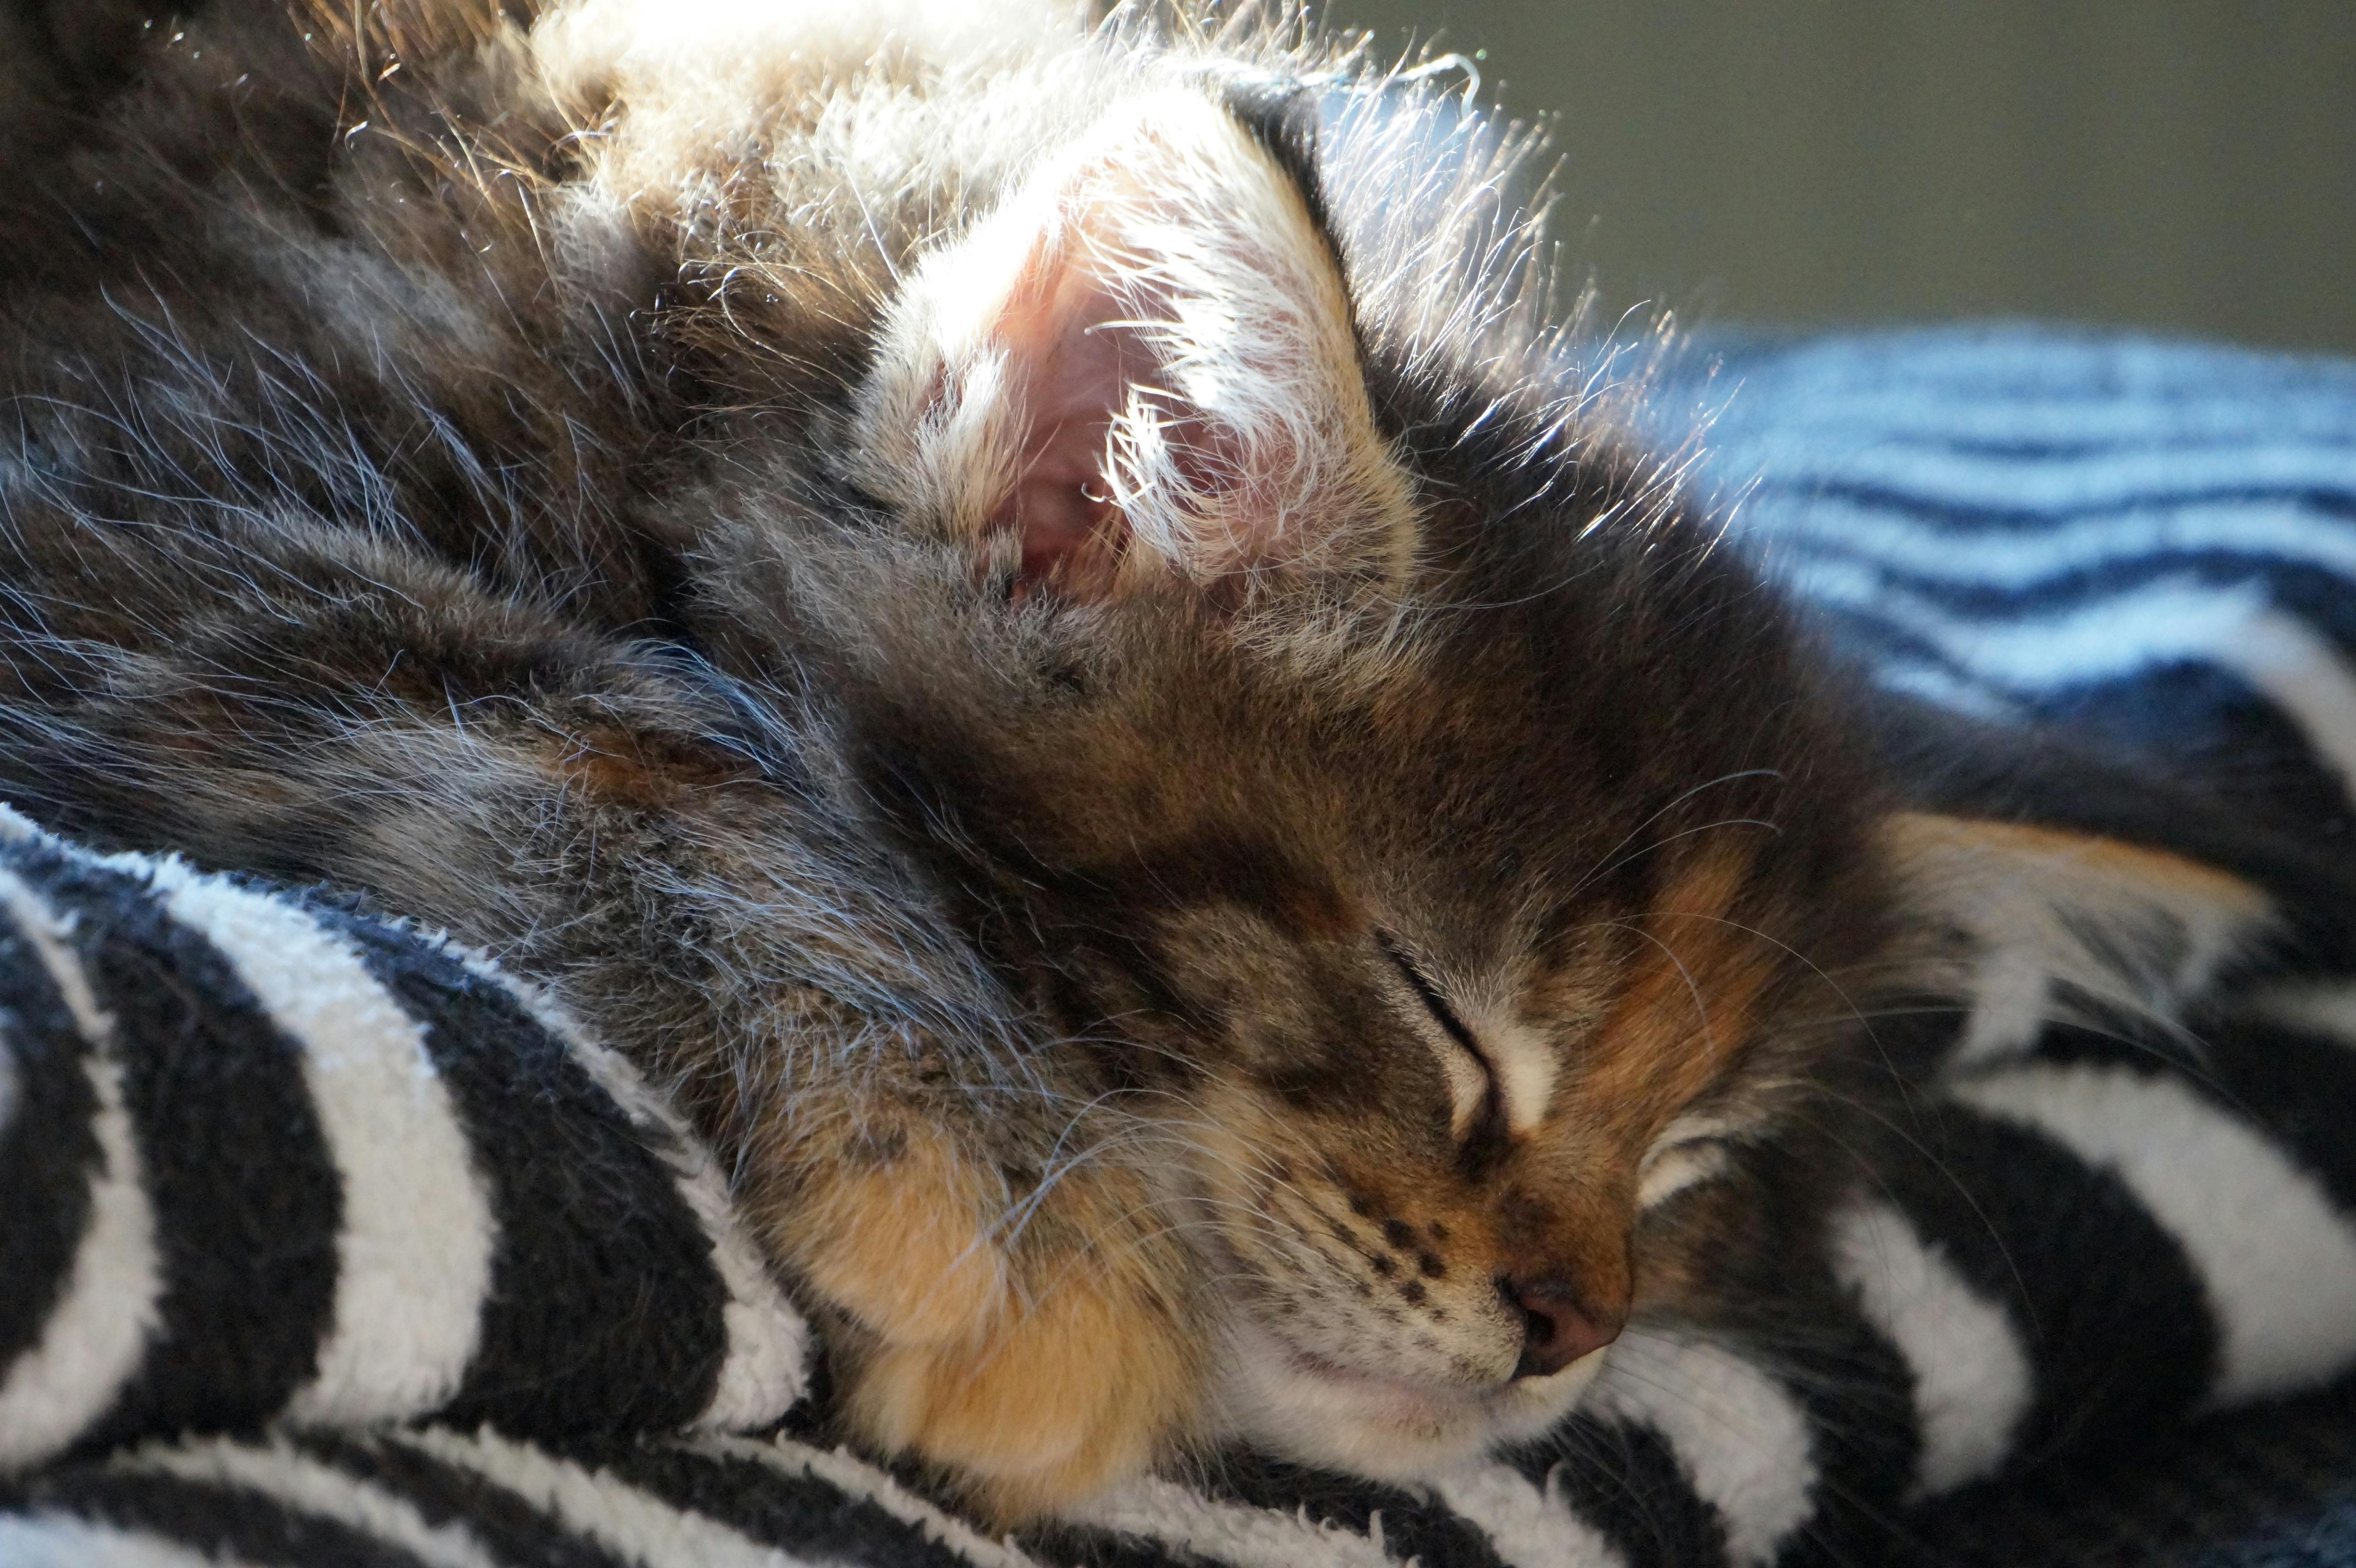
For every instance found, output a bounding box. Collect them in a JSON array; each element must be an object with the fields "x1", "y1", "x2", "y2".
[{"x1": 4, "y1": 326, "x2": 2355, "y2": 1567}]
